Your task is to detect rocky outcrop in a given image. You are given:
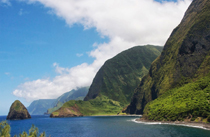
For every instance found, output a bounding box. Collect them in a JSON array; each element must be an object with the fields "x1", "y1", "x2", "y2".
[
  {"x1": 7, "y1": 100, "x2": 31, "y2": 120},
  {"x1": 50, "y1": 104, "x2": 83, "y2": 118},
  {"x1": 125, "y1": 0, "x2": 210, "y2": 115}
]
